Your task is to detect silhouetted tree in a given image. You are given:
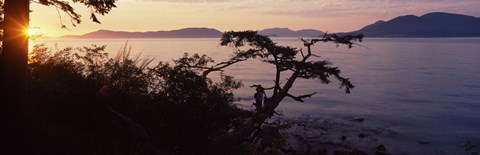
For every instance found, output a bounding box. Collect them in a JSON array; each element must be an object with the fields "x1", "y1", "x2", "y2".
[
  {"x1": 179, "y1": 31, "x2": 363, "y2": 144},
  {"x1": 0, "y1": 0, "x2": 117, "y2": 103},
  {"x1": 1, "y1": 0, "x2": 30, "y2": 105},
  {"x1": 0, "y1": 0, "x2": 117, "y2": 152}
]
